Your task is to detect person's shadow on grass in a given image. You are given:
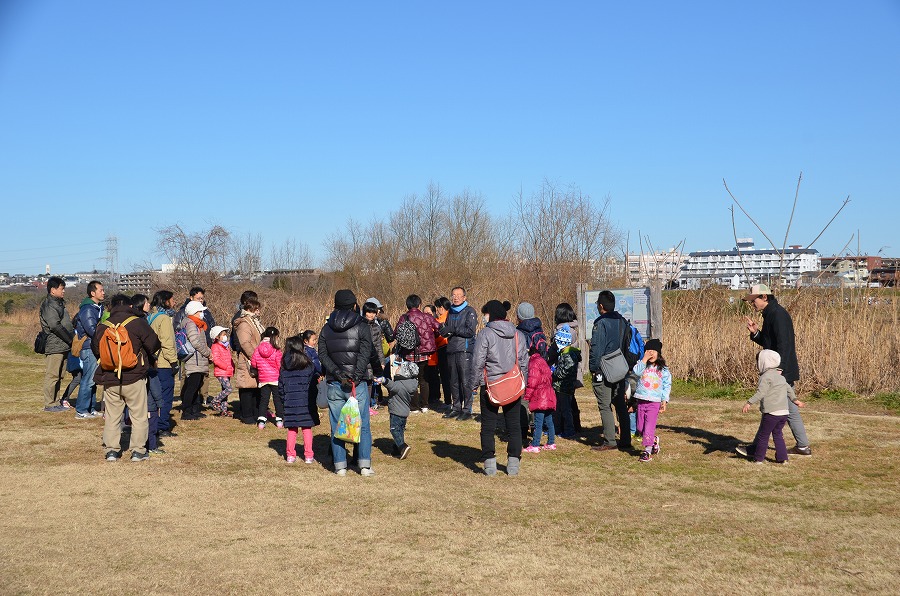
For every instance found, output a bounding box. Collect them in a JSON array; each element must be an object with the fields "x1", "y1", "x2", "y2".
[
  {"x1": 267, "y1": 436, "x2": 333, "y2": 468},
  {"x1": 430, "y1": 440, "x2": 483, "y2": 474},
  {"x1": 656, "y1": 424, "x2": 743, "y2": 455}
]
